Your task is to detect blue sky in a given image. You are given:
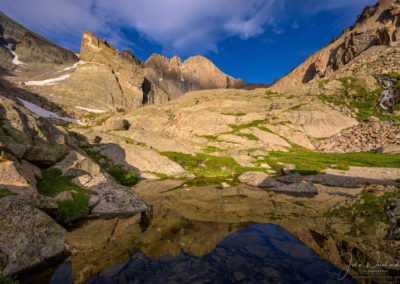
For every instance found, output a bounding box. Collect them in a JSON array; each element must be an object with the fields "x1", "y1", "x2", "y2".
[{"x1": 0, "y1": 0, "x2": 377, "y2": 84}]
